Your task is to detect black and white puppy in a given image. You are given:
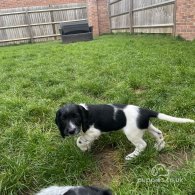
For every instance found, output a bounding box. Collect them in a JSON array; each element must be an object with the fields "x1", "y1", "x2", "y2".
[
  {"x1": 55, "y1": 104, "x2": 194, "y2": 160},
  {"x1": 36, "y1": 185, "x2": 112, "y2": 195}
]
